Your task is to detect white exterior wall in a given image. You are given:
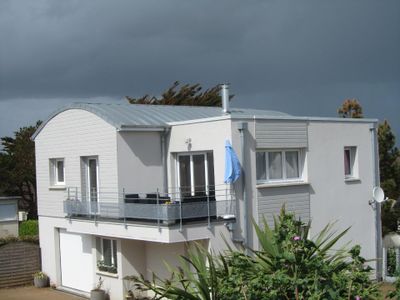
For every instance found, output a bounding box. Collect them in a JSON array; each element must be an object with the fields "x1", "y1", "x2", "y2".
[
  {"x1": 117, "y1": 131, "x2": 163, "y2": 194},
  {"x1": 38, "y1": 216, "x2": 61, "y2": 289},
  {"x1": 145, "y1": 242, "x2": 185, "y2": 280},
  {"x1": 39, "y1": 215, "x2": 232, "y2": 300},
  {"x1": 35, "y1": 109, "x2": 120, "y2": 297},
  {"x1": 0, "y1": 221, "x2": 18, "y2": 238},
  {"x1": 35, "y1": 109, "x2": 119, "y2": 217},
  {"x1": 307, "y1": 121, "x2": 376, "y2": 260},
  {"x1": 167, "y1": 119, "x2": 232, "y2": 189},
  {"x1": 235, "y1": 118, "x2": 376, "y2": 260}
]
